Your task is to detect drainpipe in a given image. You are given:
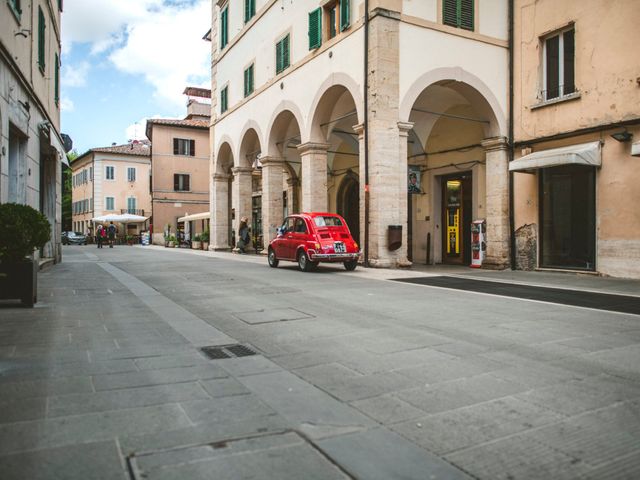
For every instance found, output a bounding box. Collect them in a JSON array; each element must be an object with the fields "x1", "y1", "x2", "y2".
[
  {"x1": 363, "y1": 0, "x2": 370, "y2": 267},
  {"x1": 508, "y1": 0, "x2": 516, "y2": 270}
]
